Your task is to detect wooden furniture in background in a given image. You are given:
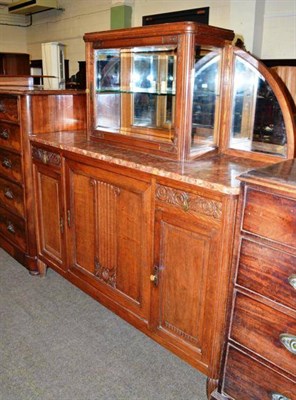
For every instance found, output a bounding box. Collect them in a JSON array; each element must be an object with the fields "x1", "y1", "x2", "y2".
[
  {"x1": 272, "y1": 66, "x2": 296, "y2": 108},
  {"x1": 0, "y1": 52, "x2": 30, "y2": 75},
  {"x1": 0, "y1": 88, "x2": 86, "y2": 273},
  {"x1": 211, "y1": 160, "x2": 296, "y2": 400}
]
